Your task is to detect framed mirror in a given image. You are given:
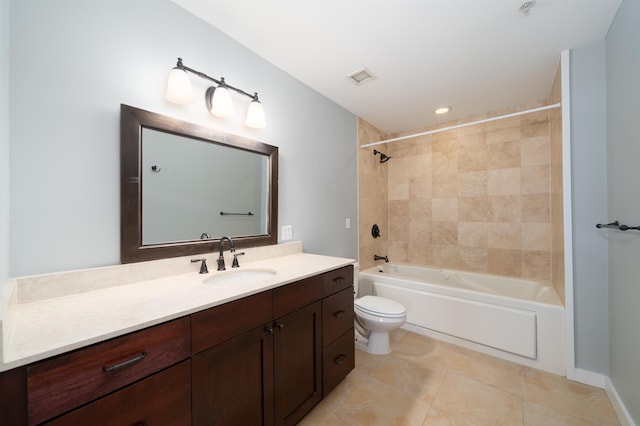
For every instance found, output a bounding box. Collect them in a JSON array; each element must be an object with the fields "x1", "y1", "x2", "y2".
[{"x1": 120, "y1": 104, "x2": 278, "y2": 263}]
